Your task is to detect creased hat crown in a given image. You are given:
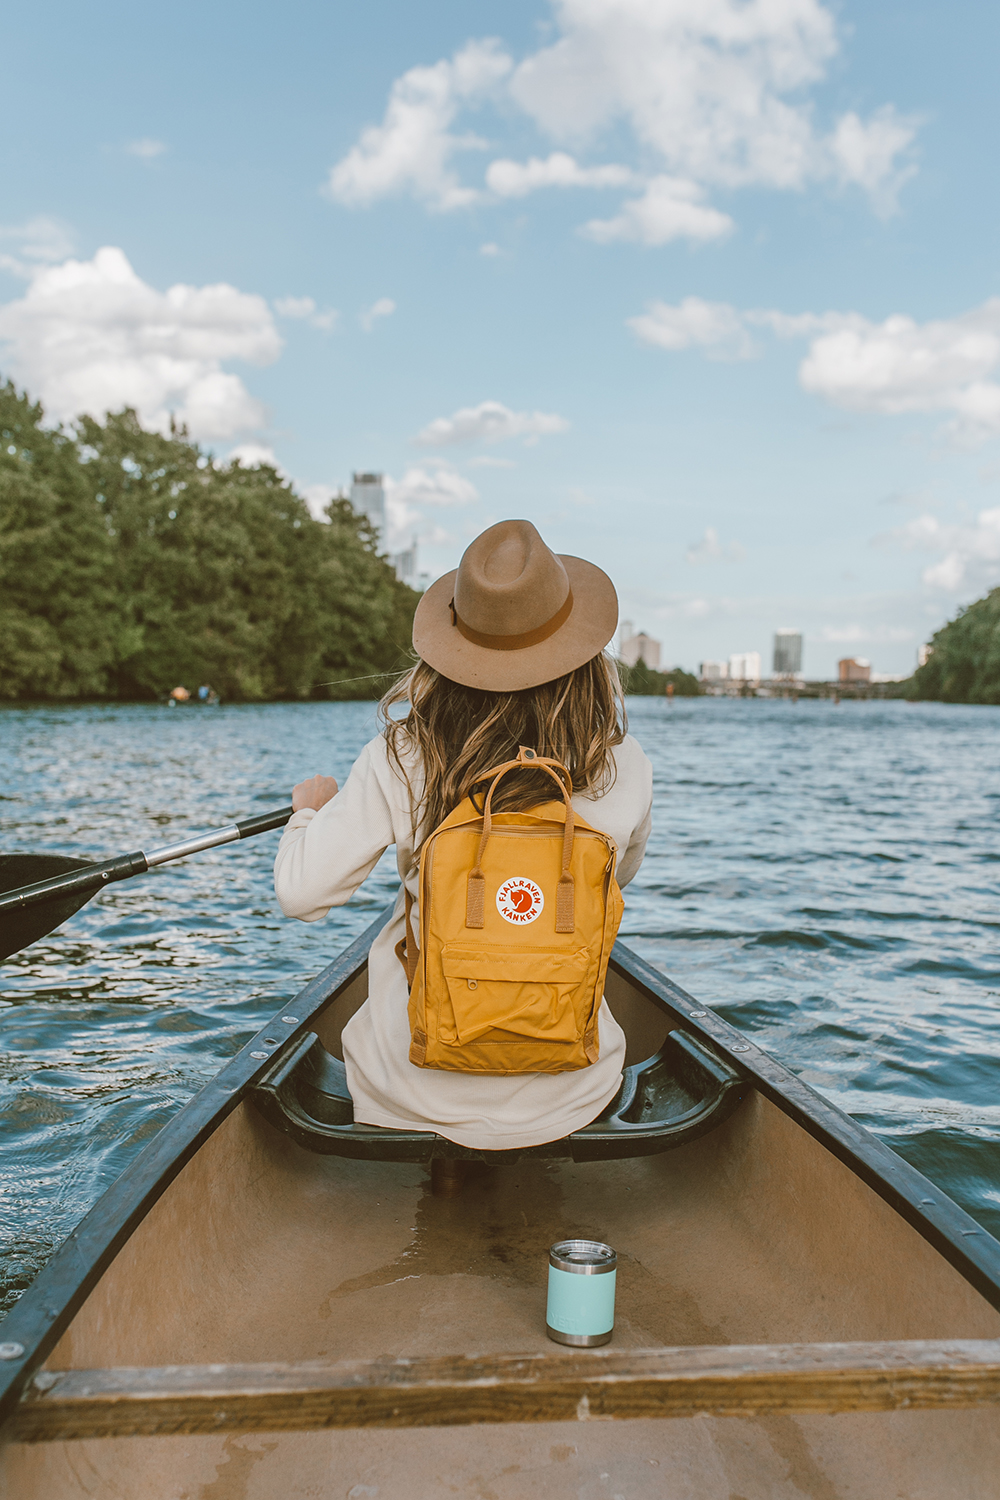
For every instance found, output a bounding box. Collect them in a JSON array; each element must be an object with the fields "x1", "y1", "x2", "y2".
[
  {"x1": 412, "y1": 517, "x2": 618, "y2": 692},
  {"x1": 454, "y1": 521, "x2": 571, "y2": 637}
]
